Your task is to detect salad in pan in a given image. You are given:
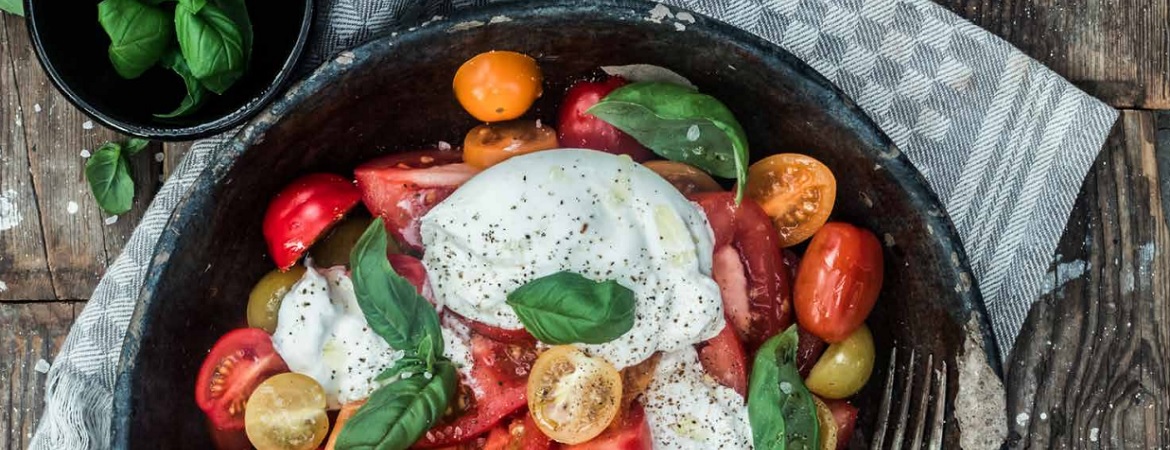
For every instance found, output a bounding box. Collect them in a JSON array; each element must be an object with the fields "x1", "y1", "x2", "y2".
[{"x1": 196, "y1": 50, "x2": 883, "y2": 450}]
